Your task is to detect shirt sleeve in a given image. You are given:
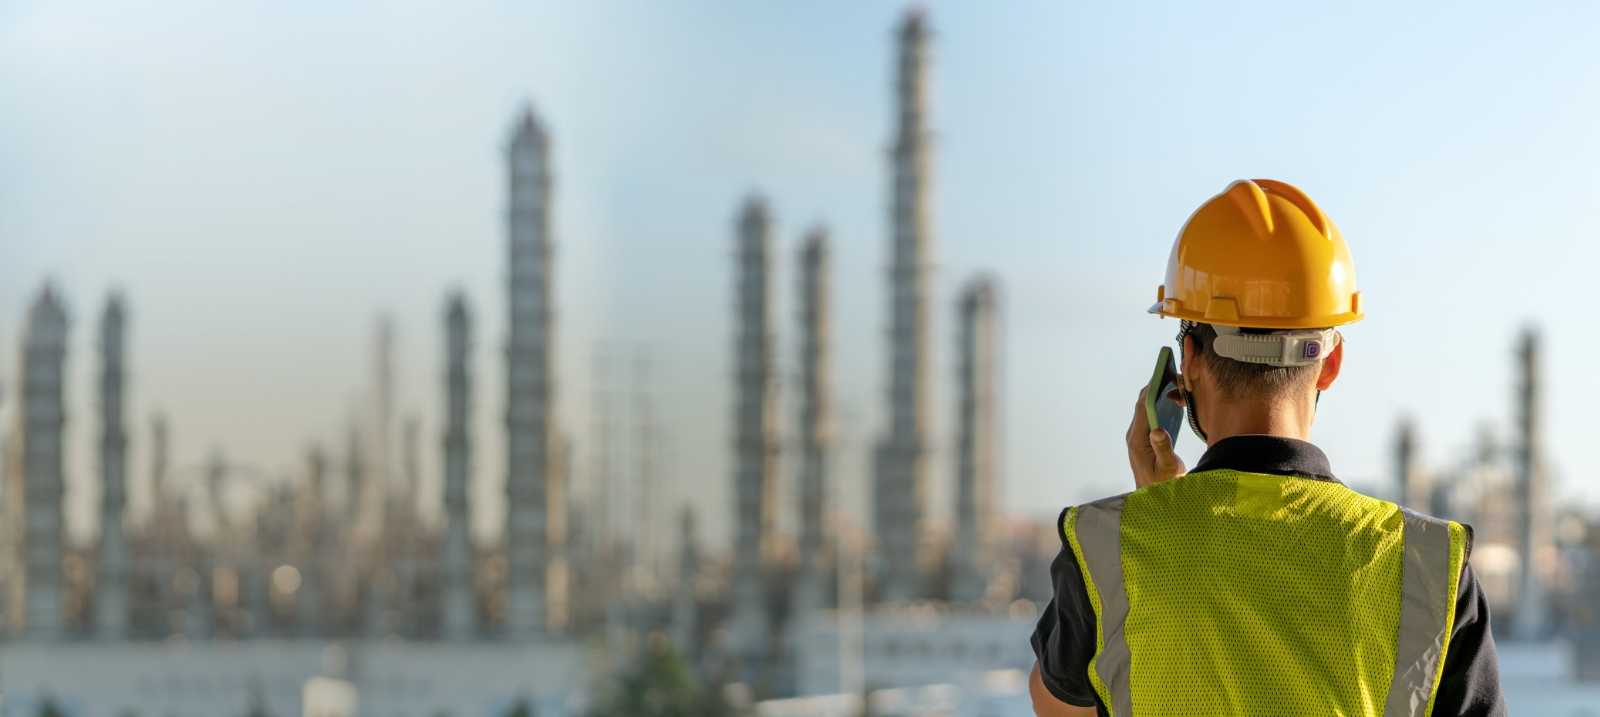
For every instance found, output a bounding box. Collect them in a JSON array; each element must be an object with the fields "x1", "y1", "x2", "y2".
[
  {"x1": 1429, "y1": 562, "x2": 1508, "y2": 717},
  {"x1": 1029, "y1": 507, "x2": 1103, "y2": 710}
]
